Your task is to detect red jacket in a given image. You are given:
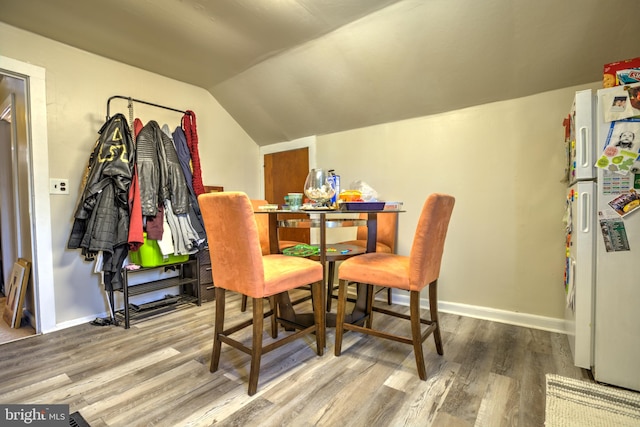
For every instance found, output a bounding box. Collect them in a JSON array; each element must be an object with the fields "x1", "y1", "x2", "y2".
[{"x1": 128, "y1": 118, "x2": 144, "y2": 250}]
